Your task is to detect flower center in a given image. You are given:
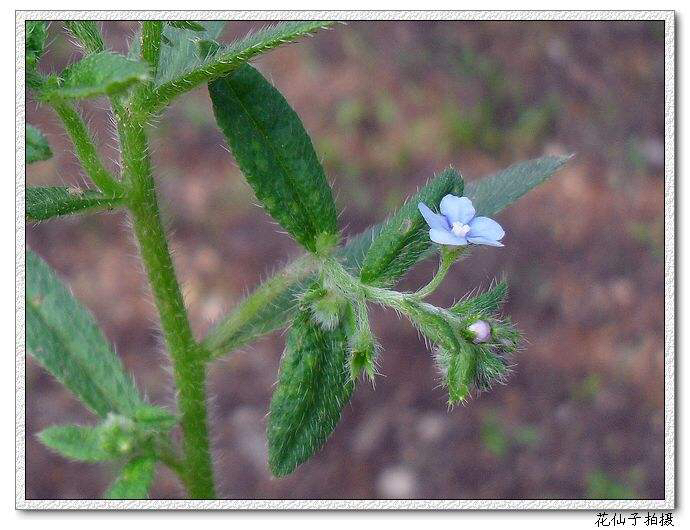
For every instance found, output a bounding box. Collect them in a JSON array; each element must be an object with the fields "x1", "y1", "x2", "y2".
[{"x1": 451, "y1": 221, "x2": 470, "y2": 237}]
